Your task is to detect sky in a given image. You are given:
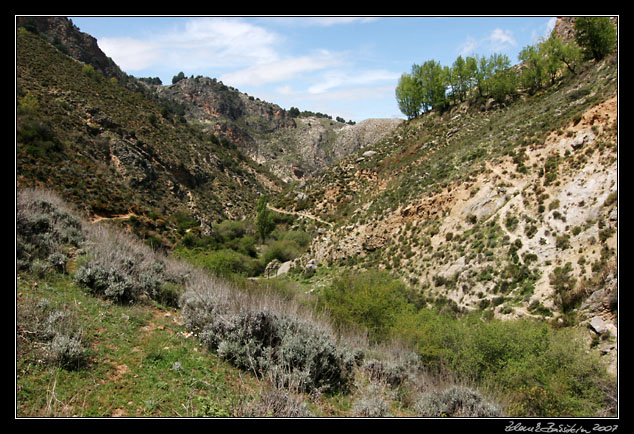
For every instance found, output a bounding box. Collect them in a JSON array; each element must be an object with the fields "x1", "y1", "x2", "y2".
[{"x1": 68, "y1": 16, "x2": 557, "y2": 122}]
